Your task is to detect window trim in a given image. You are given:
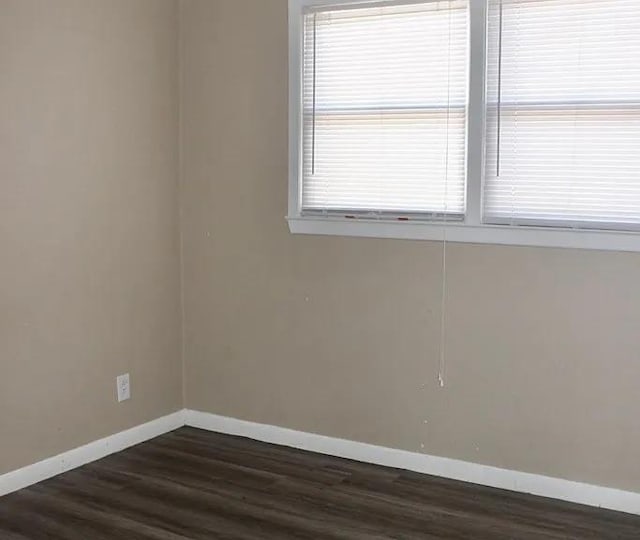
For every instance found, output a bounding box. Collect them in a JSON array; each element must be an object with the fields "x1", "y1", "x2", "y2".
[{"x1": 287, "y1": 0, "x2": 640, "y2": 253}]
